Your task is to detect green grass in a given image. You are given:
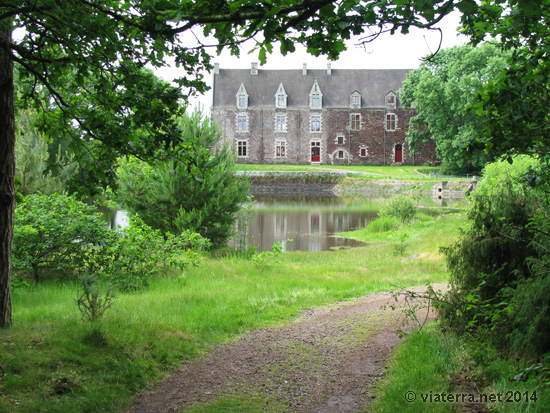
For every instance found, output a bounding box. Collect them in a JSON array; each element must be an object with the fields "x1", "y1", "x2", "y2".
[
  {"x1": 236, "y1": 164, "x2": 446, "y2": 179},
  {"x1": 370, "y1": 323, "x2": 466, "y2": 413},
  {"x1": 371, "y1": 323, "x2": 550, "y2": 412},
  {"x1": 0, "y1": 213, "x2": 465, "y2": 412}
]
